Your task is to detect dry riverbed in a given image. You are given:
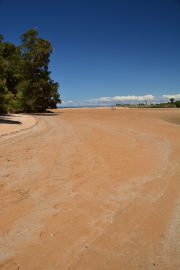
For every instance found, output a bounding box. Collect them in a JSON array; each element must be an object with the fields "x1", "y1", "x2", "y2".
[{"x1": 0, "y1": 108, "x2": 180, "y2": 269}]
